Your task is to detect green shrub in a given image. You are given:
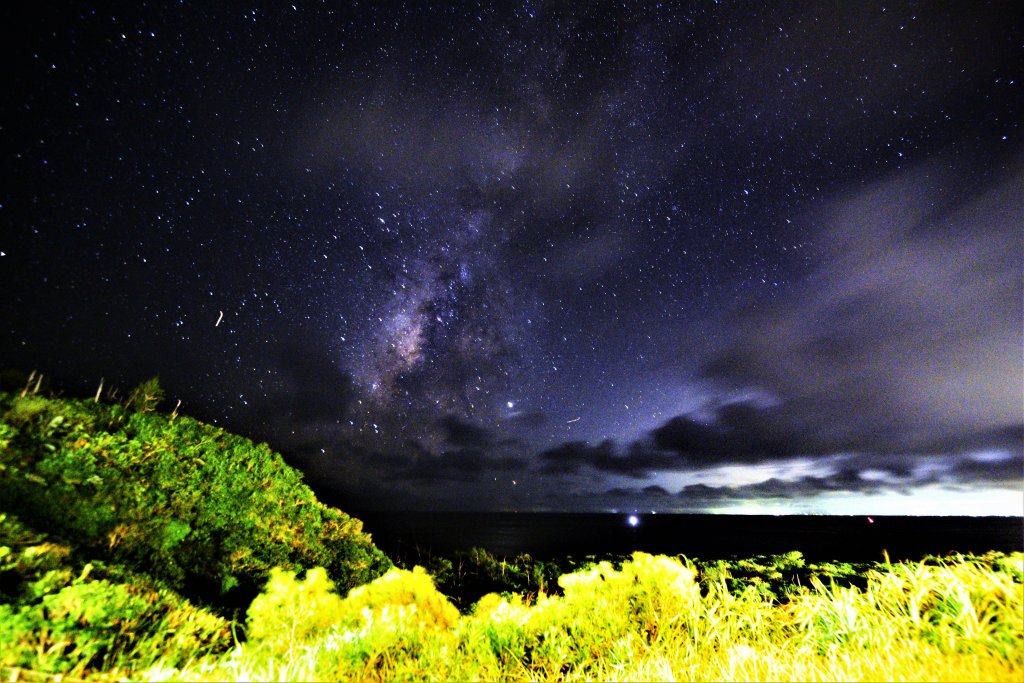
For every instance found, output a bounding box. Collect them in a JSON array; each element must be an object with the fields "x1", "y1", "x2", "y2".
[
  {"x1": 318, "y1": 566, "x2": 459, "y2": 677},
  {"x1": 0, "y1": 513, "x2": 232, "y2": 677},
  {"x1": 341, "y1": 565, "x2": 460, "y2": 631},
  {"x1": 246, "y1": 567, "x2": 345, "y2": 655},
  {"x1": 1, "y1": 576, "x2": 232, "y2": 675},
  {"x1": 241, "y1": 564, "x2": 460, "y2": 678},
  {"x1": 0, "y1": 390, "x2": 391, "y2": 615}
]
